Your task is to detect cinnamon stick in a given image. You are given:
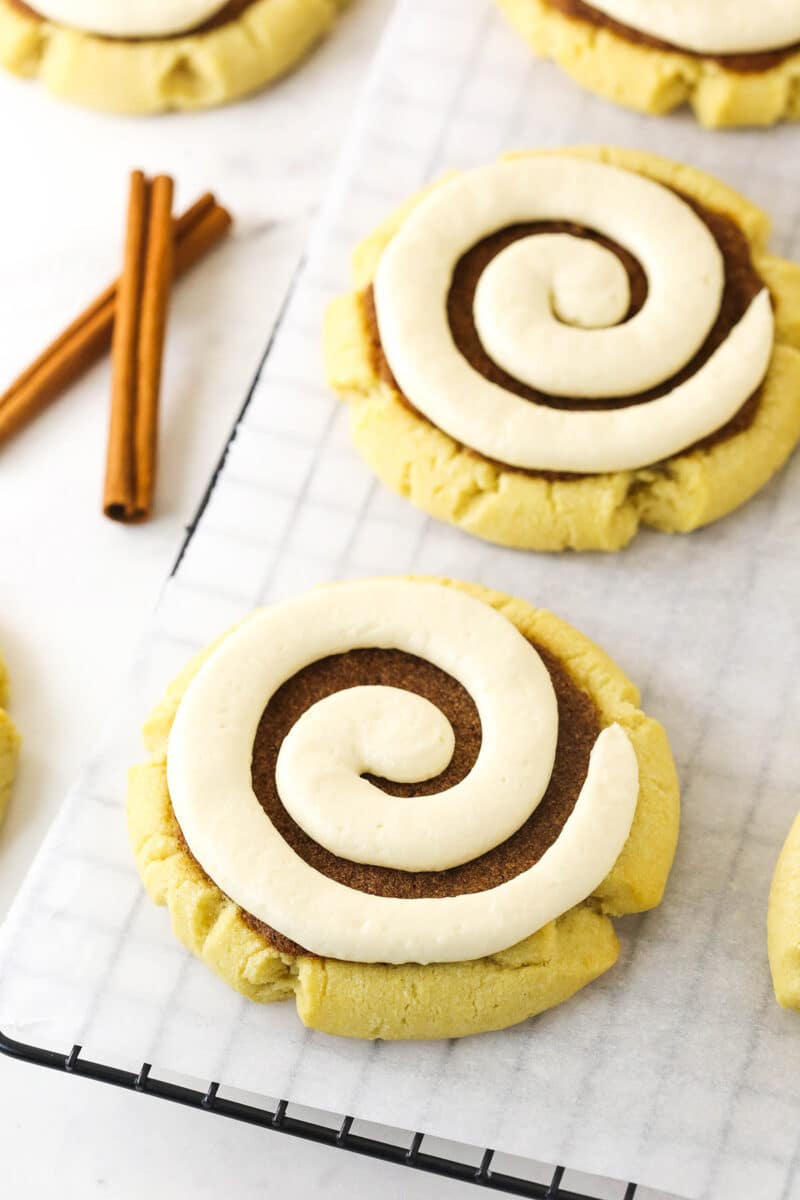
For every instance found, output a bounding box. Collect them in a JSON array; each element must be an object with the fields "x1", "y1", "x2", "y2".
[
  {"x1": 134, "y1": 176, "x2": 174, "y2": 520},
  {"x1": 0, "y1": 192, "x2": 232, "y2": 449},
  {"x1": 104, "y1": 172, "x2": 174, "y2": 522},
  {"x1": 104, "y1": 171, "x2": 151, "y2": 521}
]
